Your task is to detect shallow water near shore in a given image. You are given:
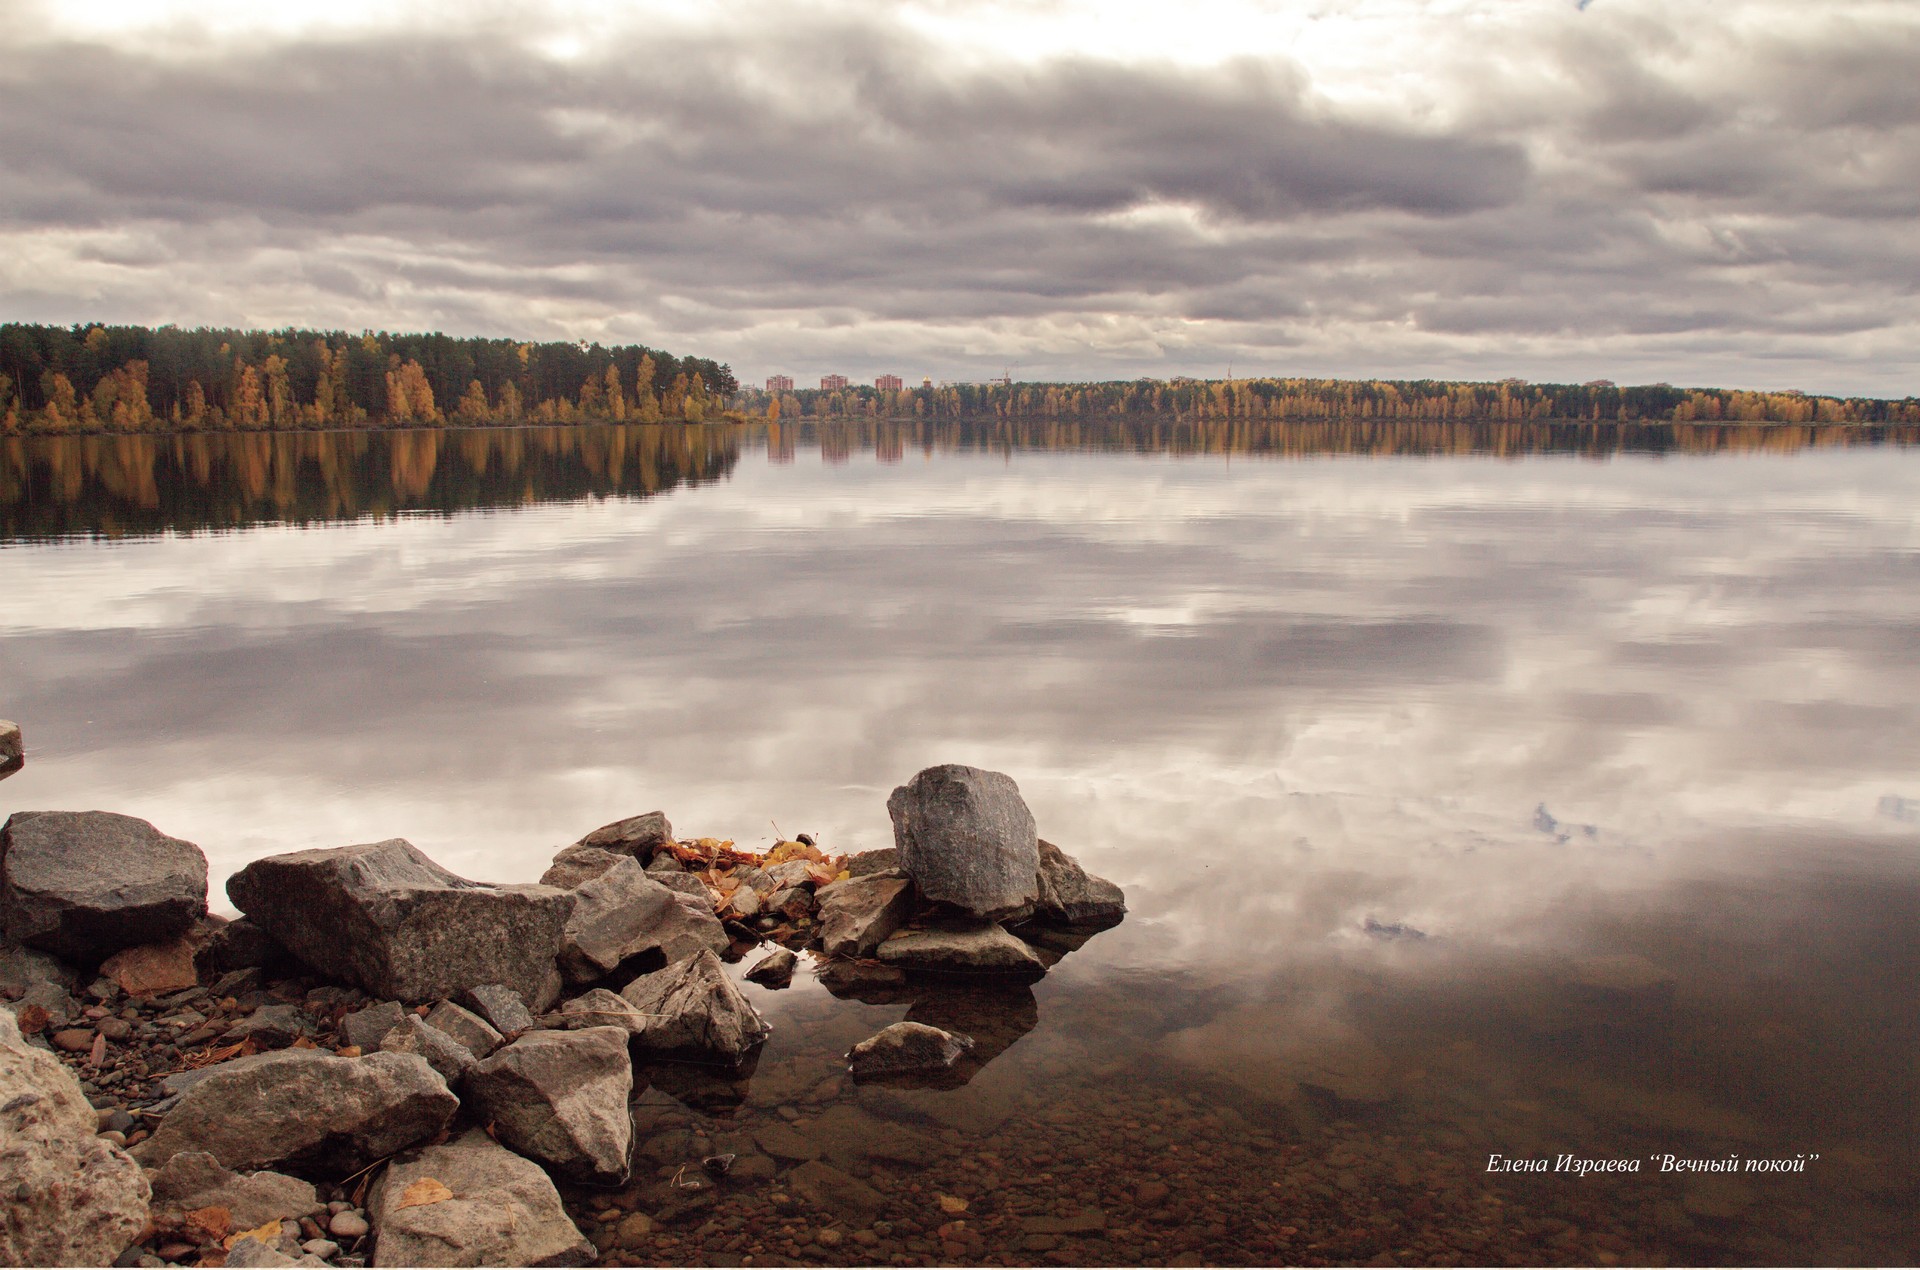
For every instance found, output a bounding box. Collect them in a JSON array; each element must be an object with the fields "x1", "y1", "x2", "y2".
[{"x1": 3, "y1": 418, "x2": 1917, "y2": 1264}]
